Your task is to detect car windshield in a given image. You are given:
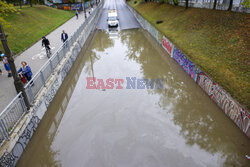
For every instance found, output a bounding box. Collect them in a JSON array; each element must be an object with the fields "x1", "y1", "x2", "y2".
[{"x1": 108, "y1": 17, "x2": 117, "y2": 21}]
